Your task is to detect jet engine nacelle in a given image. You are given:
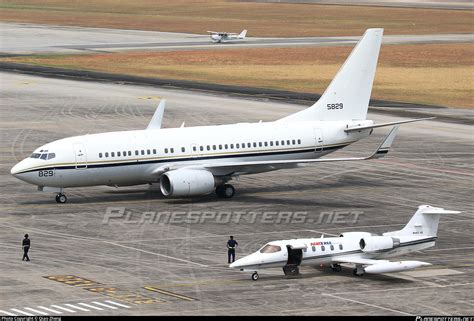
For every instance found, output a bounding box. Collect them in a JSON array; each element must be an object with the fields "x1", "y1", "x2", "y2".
[
  {"x1": 160, "y1": 169, "x2": 215, "y2": 197},
  {"x1": 359, "y1": 236, "x2": 400, "y2": 253},
  {"x1": 365, "y1": 260, "x2": 430, "y2": 274}
]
